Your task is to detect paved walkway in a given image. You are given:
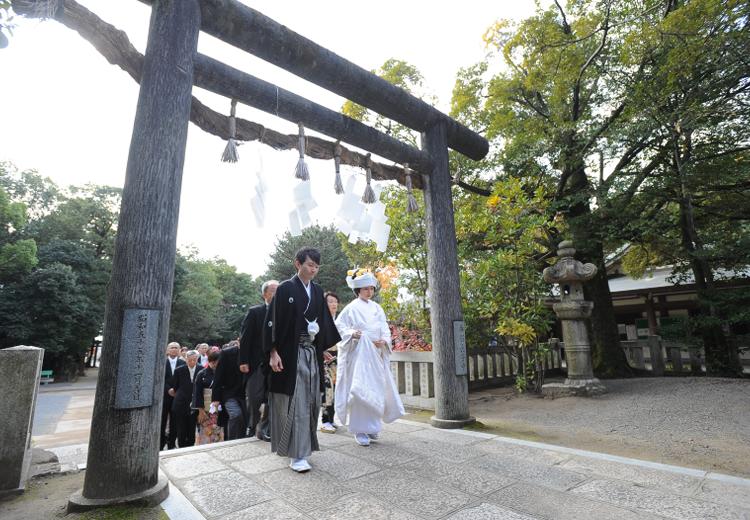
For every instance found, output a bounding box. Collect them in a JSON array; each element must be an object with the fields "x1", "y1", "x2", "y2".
[
  {"x1": 158, "y1": 419, "x2": 750, "y2": 520},
  {"x1": 32, "y1": 370, "x2": 97, "y2": 450}
]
